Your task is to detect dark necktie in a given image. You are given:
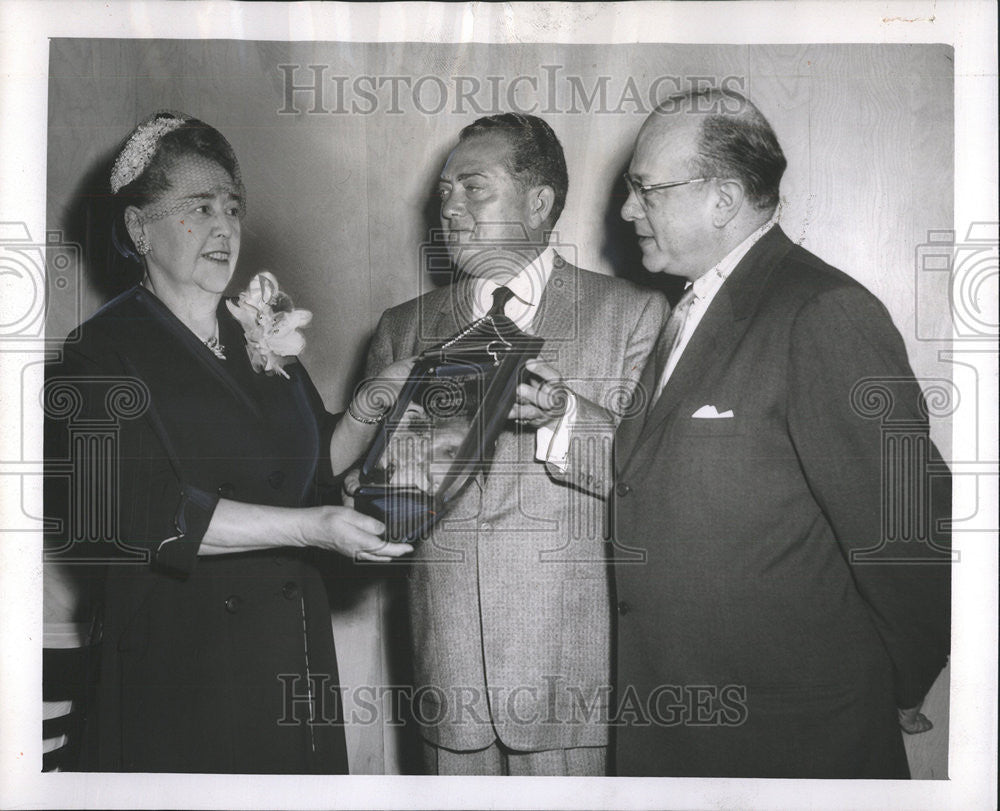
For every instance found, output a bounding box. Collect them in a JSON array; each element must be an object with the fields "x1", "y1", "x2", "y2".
[
  {"x1": 652, "y1": 286, "x2": 697, "y2": 400},
  {"x1": 488, "y1": 285, "x2": 515, "y2": 319}
]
